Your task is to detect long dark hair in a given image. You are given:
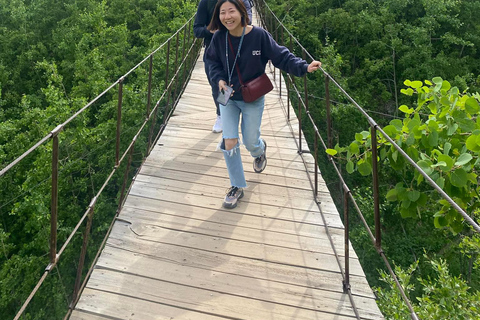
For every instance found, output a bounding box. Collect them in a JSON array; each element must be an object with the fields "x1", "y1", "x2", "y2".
[{"x1": 207, "y1": 0, "x2": 251, "y2": 31}]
